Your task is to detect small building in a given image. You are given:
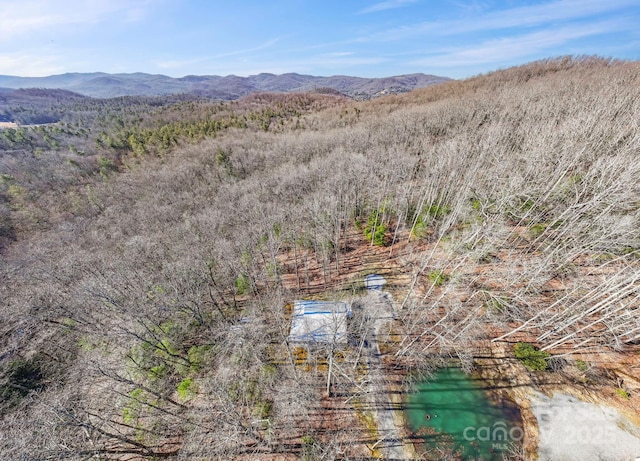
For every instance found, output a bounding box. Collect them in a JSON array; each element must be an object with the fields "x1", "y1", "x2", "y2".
[
  {"x1": 288, "y1": 300, "x2": 351, "y2": 344},
  {"x1": 364, "y1": 274, "x2": 387, "y2": 291}
]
